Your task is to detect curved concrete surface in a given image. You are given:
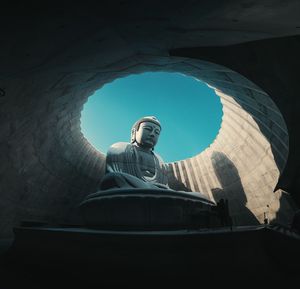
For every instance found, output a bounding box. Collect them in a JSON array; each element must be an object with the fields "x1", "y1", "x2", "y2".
[{"x1": 0, "y1": 1, "x2": 299, "y2": 237}]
